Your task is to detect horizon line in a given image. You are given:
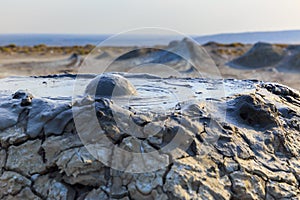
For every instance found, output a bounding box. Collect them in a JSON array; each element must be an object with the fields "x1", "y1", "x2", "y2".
[{"x1": 0, "y1": 29, "x2": 300, "y2": 37}]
